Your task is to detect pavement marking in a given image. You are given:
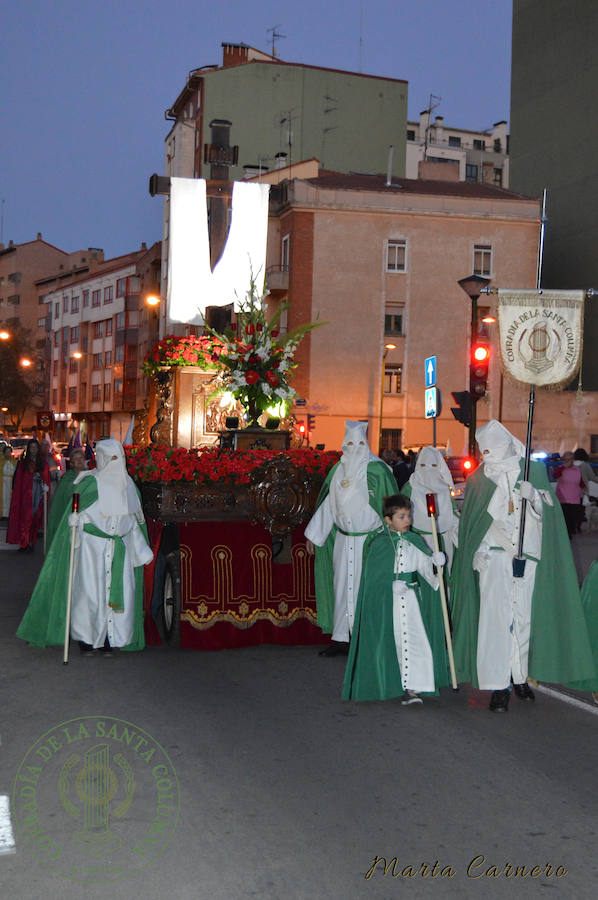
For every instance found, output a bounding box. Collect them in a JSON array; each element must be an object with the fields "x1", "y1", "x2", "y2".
[
  {"x1": 0, "y1": 795, "x2": 16, "y2": 855},
  {"x1": 536, "y1": 684, "x2": 598, "y2": 718}
]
